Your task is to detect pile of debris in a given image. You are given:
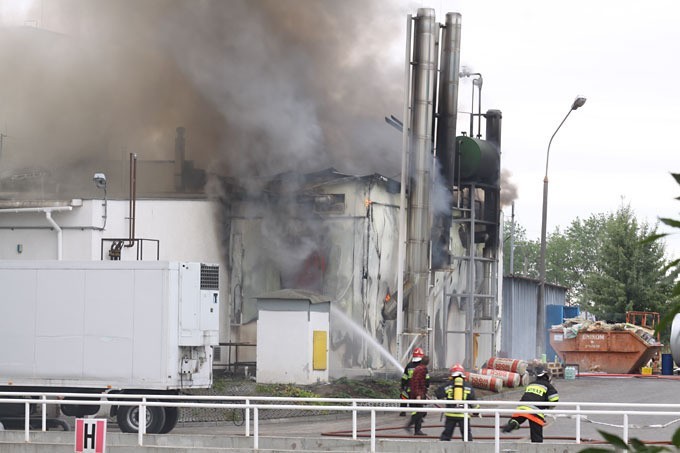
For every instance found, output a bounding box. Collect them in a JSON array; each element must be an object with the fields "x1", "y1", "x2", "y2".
[{"x1": 557, "y1": 318, "x2": 660, "y2": 345}]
